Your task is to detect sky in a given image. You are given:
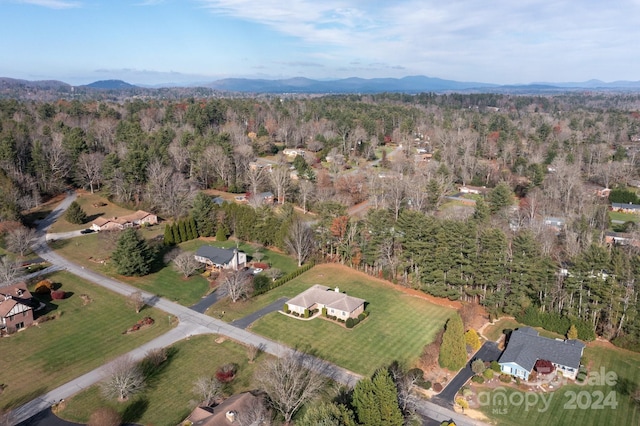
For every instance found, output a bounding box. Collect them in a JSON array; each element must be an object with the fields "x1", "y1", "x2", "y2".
[{"x1": 2, "y1": 0, "x2": 640, "y2": 86}]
